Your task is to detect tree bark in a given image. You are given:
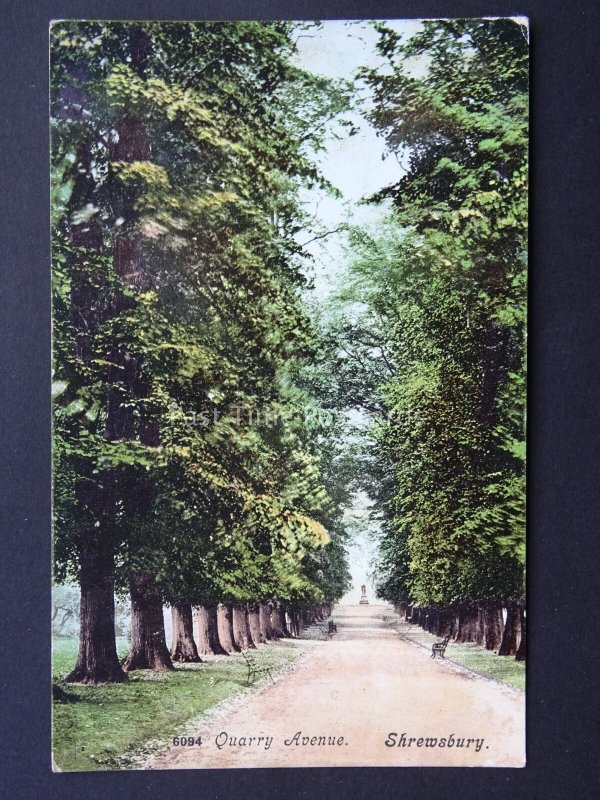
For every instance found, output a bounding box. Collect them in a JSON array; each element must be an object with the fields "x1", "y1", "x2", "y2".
[
  {"x1": 301, "y1": 609, "x2": 314, "y2": 628},
  {"x1": 451, "y1": 608, "x2": 461, "y2": 639},
  {"x1": 454, "y1": 605, "x2": 479, "y2": 643},
  {"x1": 297, "y1": 609, "x2": 307, "y2": 633},
  {"x1": 270, "y1": 602, "x2": 289, "y2": 637},
  {"x1": 474, "y1": 607, "x2": 486, "y2": 646},
  {"x1": 247, "y1": 603, "x2": 264, "y2": 645},
  {"x1": 288, "y1": 607, "x2": 300, "y2": 637},
  {"x1": 437, "y1": 608, "x2": 454, "y2": 637},
  {"x1": 171, "y1": 601, "x2": 201, "y2": 662},
  {"x1": 483, "y1": 604, "x2": 504, "y2": 651},
  {"x1": 231, "y1": 604, "x2": 254, "y2": 650},
  {"x1": 123, "y1": 572, "x2": 174, "y2": 671},
  {"x1": 425, "y1": 608, "x2": 437, "y2": 633},
  {"x1": 195, "y1": 605, "x2": 228, "y2": 655},
  {"x1": 259, "y1": 603, "x2": 274, "y2": 640},
  {"x1": 65, "y1": 532, "x2": 128, "y2": 684},
  {"x1": 216, "y1": 603, "x2": 239, "y2": 653},
  {"x1": 498, "y1": 603, "x2": 521, "y2": 656},
  {"x1": 515, "y1": 606, "x2": 526, "y2": 661},
  {"x1": 285, "y1": 608, "x2": 296, "y2": 637}
]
